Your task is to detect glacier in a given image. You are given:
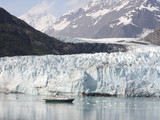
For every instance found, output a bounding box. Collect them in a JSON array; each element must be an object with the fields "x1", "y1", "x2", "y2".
[{"x1": 1, "y1": 44, "x2": 160, "y2": 97}]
